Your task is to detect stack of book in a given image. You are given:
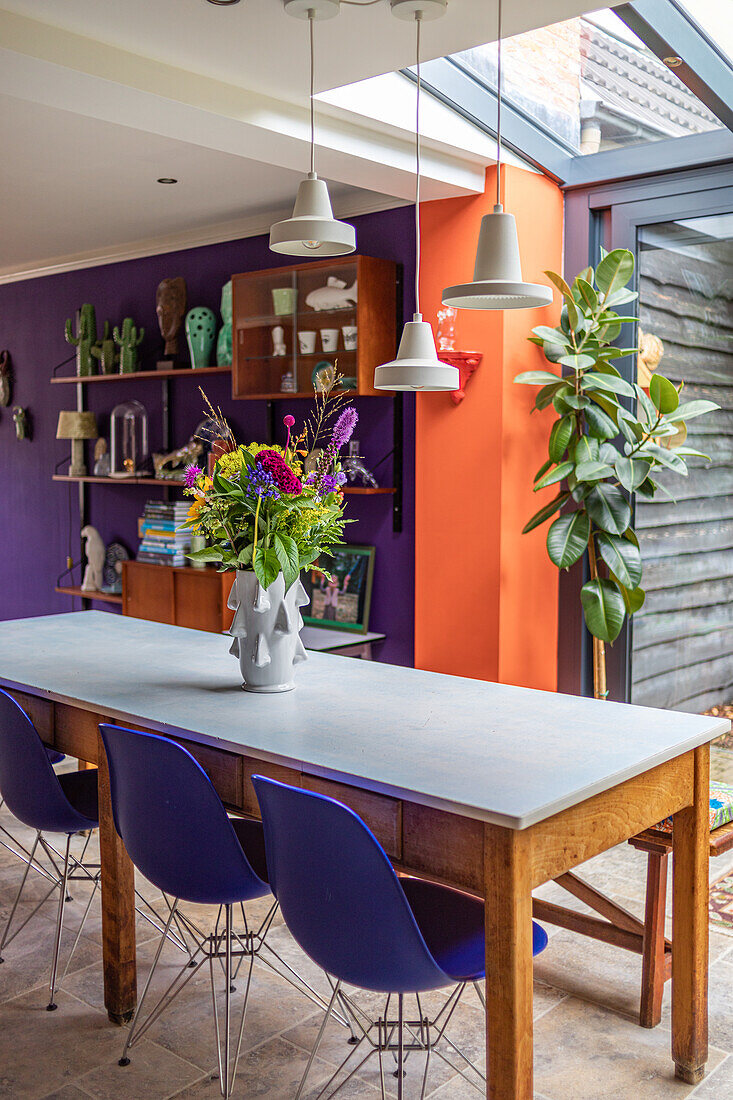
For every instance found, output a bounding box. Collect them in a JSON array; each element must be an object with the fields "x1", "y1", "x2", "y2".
[{"x1": 137, "y1": 500, "x2": 191, "y2": 566}]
